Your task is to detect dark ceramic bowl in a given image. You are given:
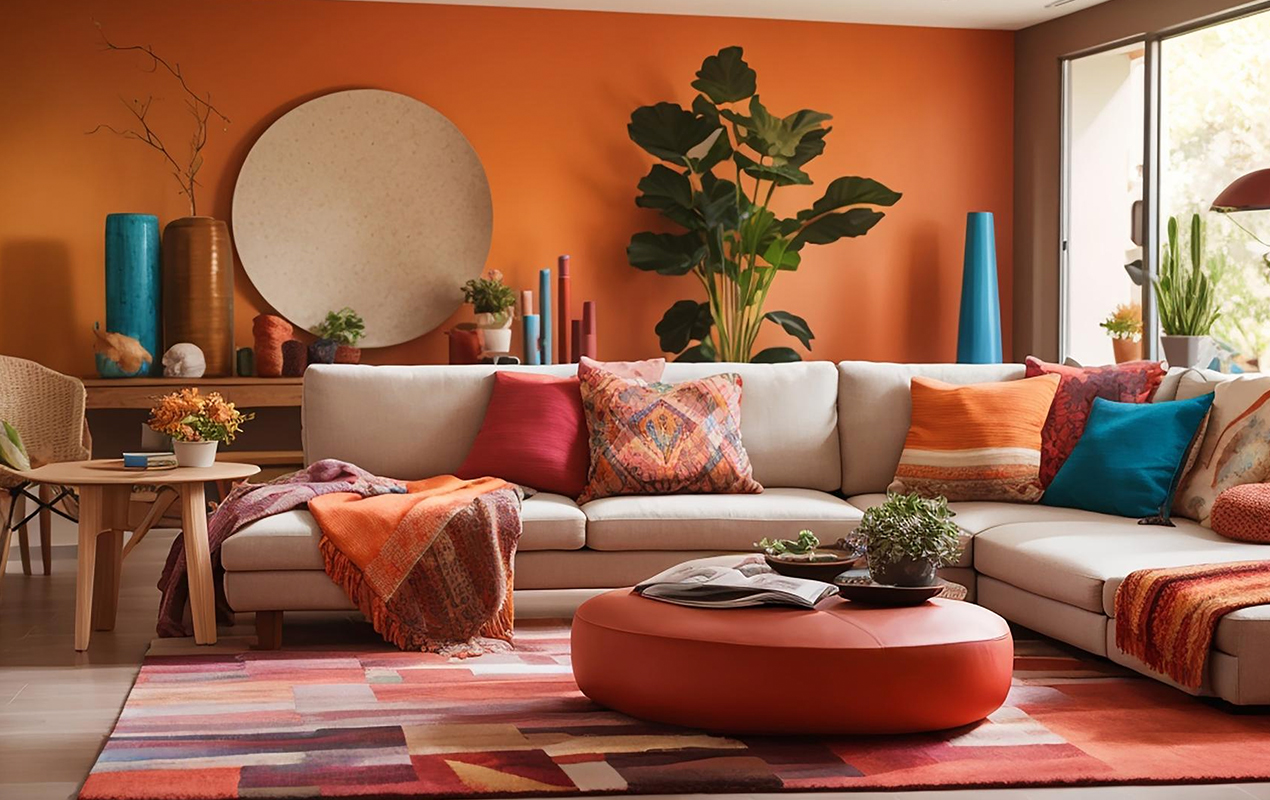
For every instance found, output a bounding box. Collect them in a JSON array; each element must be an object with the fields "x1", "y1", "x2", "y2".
[{"x1": 764, "y1": 550, "x2": 862, "y2": 583}]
